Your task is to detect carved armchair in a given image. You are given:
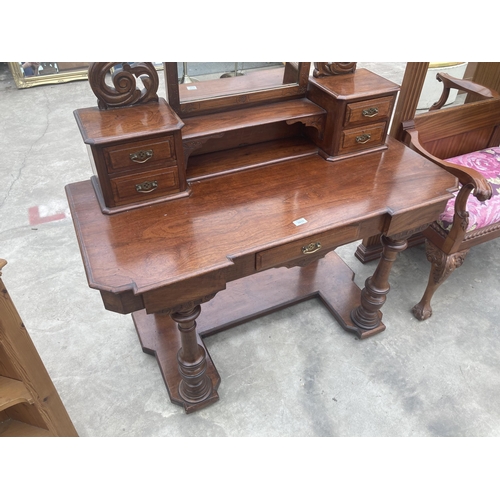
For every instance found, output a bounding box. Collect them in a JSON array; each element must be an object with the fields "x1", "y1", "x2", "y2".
[{"x1": 402, "y1": 73, "x2": 500, "y2": 319}]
